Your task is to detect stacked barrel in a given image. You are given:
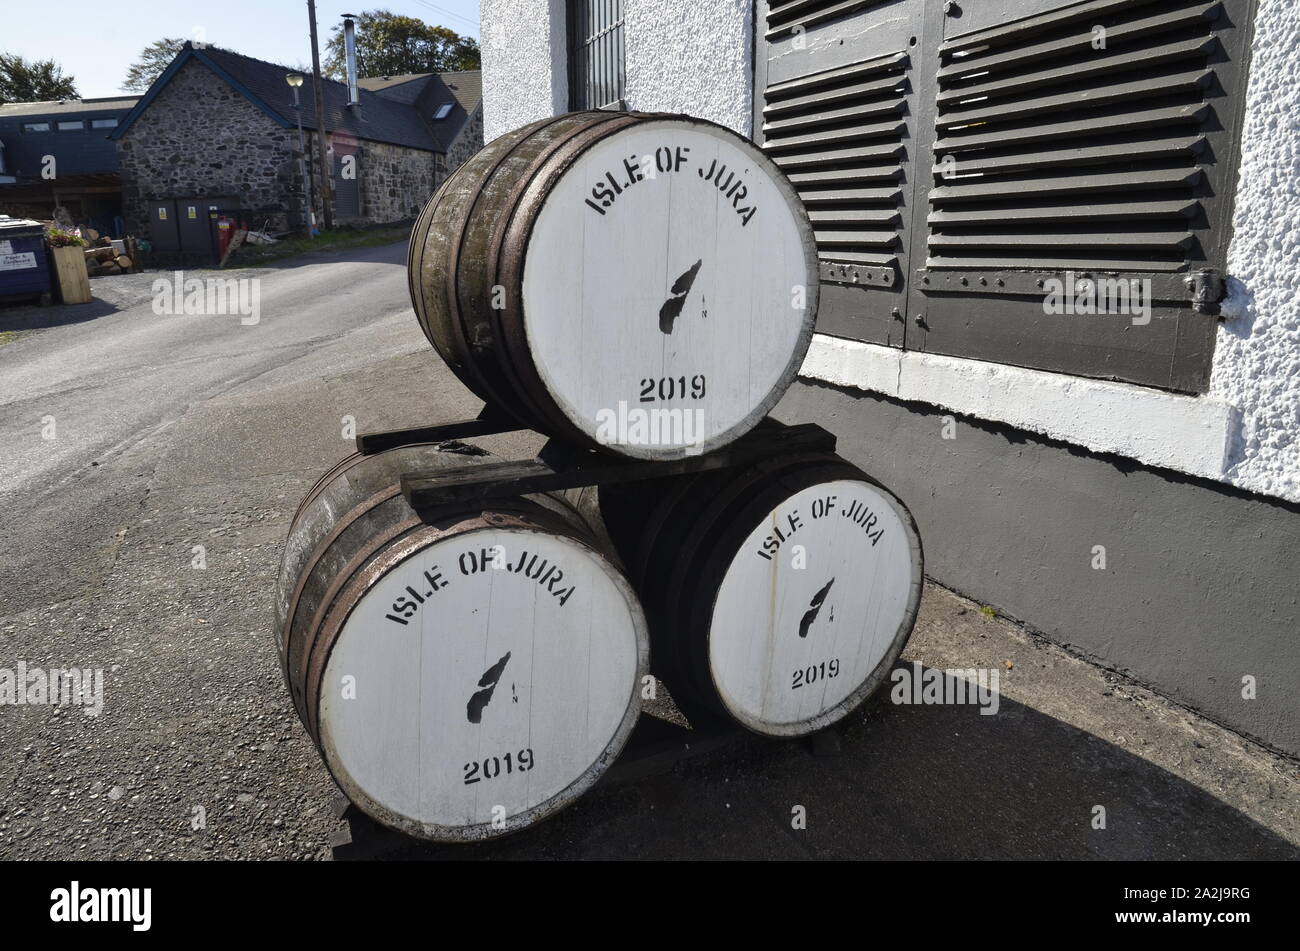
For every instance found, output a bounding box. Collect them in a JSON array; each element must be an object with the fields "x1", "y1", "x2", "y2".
[
  {"x1": 277, "y1": 112, "x2": 923, "y2": 843},
  {"x1": 596, "y1": 453, "x2": 922, "y2": 737}
]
